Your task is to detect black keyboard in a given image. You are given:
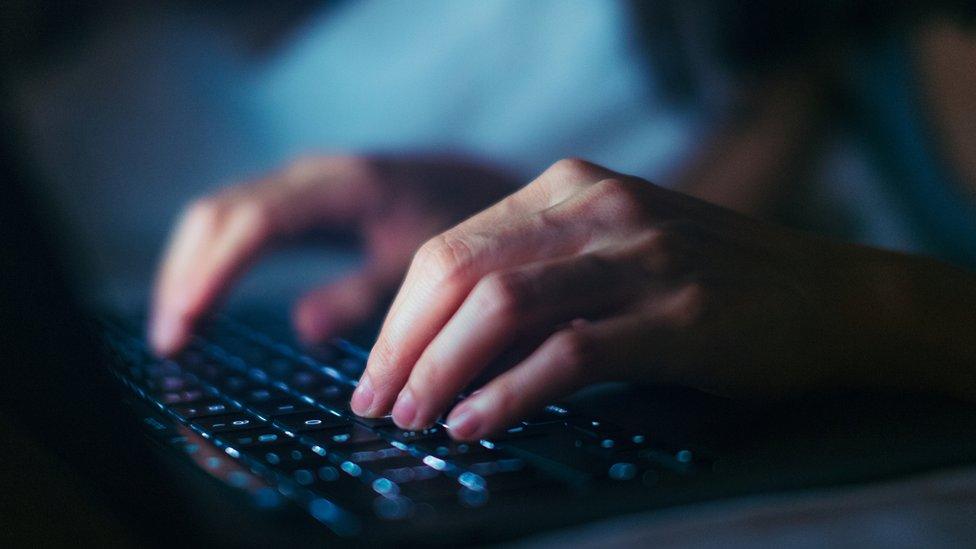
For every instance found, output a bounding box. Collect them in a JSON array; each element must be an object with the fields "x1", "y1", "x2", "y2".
[{"x1": 101, "y1": 315, "x2": 698, "y2": 539}]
